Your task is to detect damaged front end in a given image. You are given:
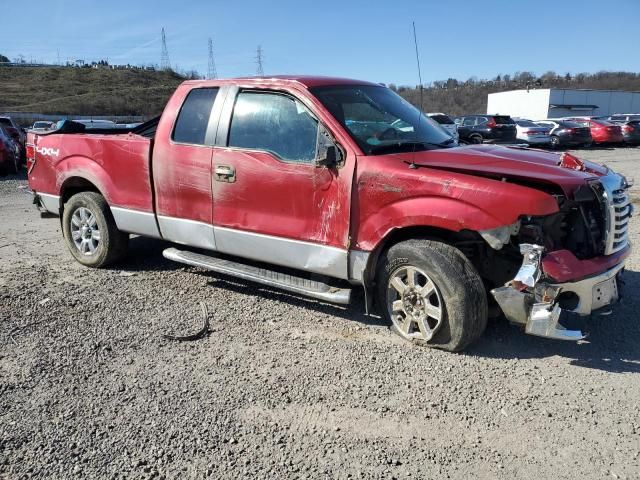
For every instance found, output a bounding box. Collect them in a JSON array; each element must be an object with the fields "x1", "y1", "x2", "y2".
[{"x1": 491, "y1": 244, "x2": 625, "y2": 341}]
